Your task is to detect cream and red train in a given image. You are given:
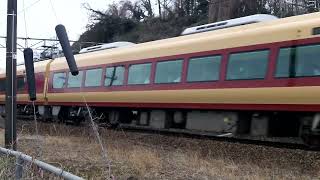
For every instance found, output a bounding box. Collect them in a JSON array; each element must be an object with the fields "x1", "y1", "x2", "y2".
[{"x1": 1, "y1": 13, "x2": 320, "y2": 145}]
